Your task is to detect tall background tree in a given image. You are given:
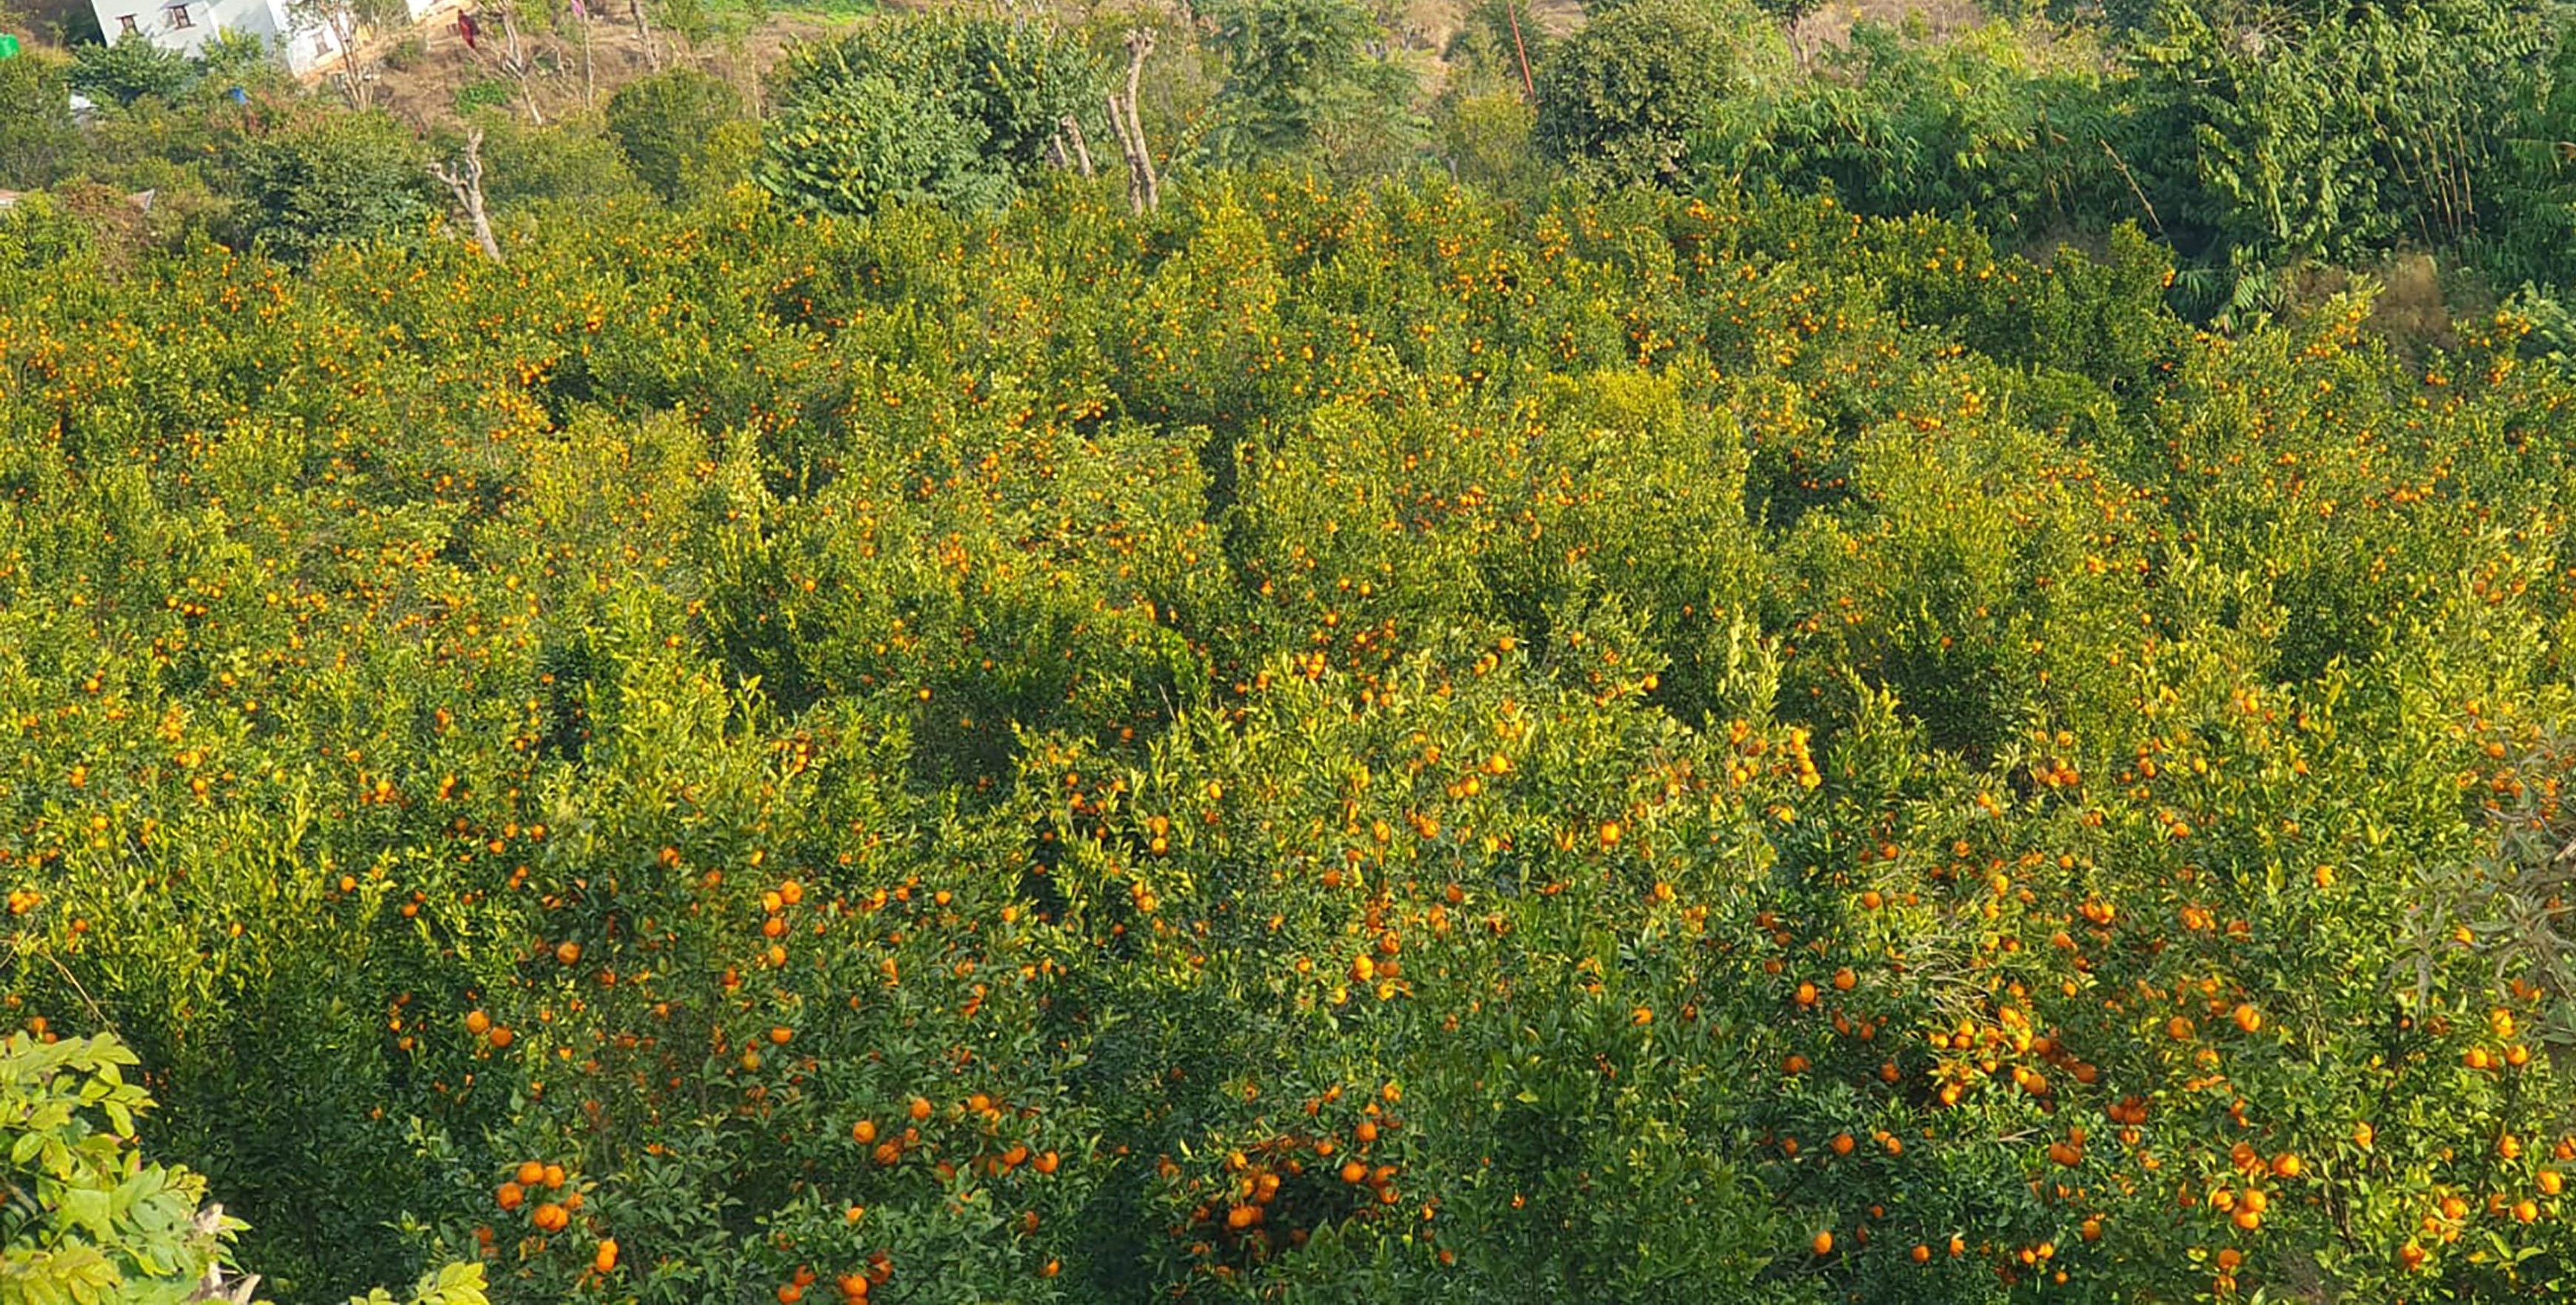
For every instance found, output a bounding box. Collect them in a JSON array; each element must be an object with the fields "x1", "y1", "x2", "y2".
[
  {"x1": 0, "y1": 44, "x2": 79, "y2": 187},
  {"x1": 606, "y1": 67, "x2": 751, "y2": 205},
  {"x1": 1533, "y1": 0, "x2": 1788, "y2": 187},
  {"x1": 1199, "y1": 0, "x2": 1422, "y2": 173},
  {"x1": 756, "y1": 15, "x2": 1100, "y2": 218}
]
